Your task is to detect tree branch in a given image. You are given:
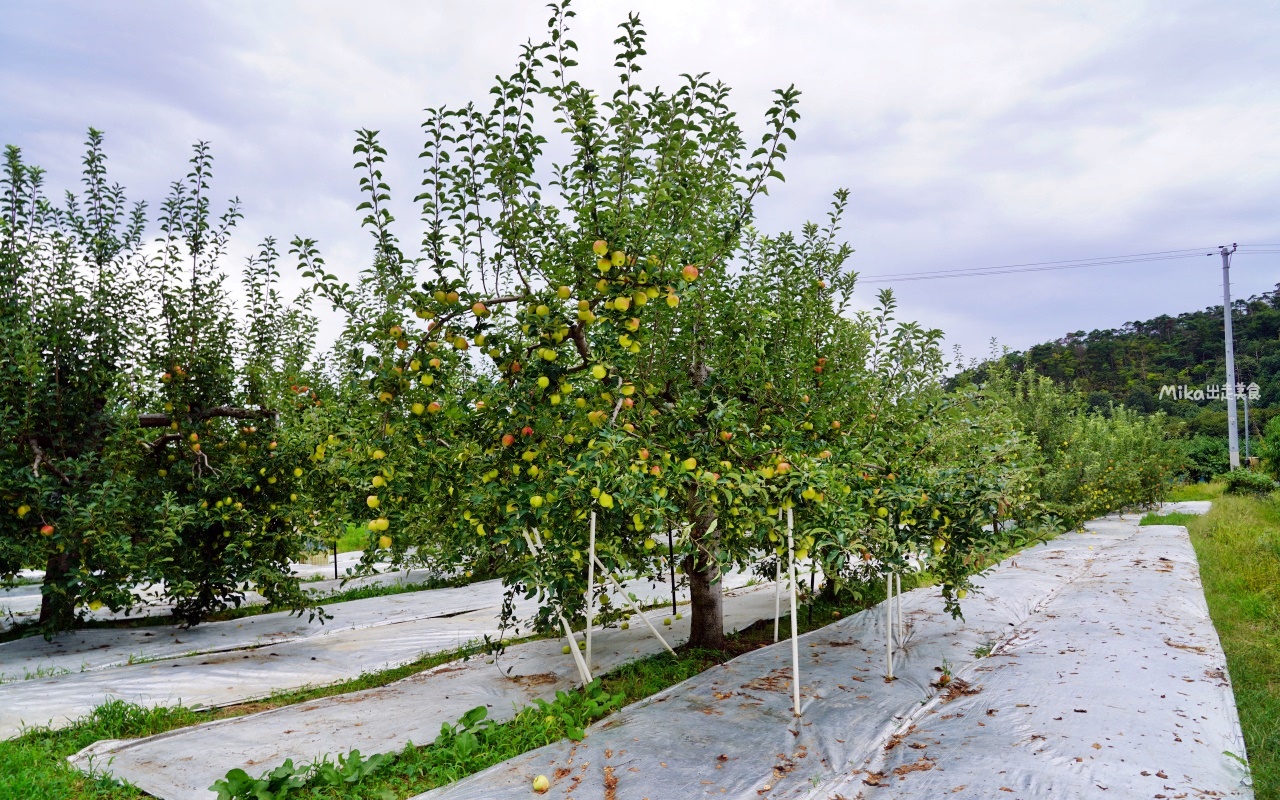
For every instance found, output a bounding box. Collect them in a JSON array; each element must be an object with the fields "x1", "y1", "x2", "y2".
[
  {"x1": 138, "y1": 406, "x2": 277, "y2": 428},
  {"x1": 28, "y1": 438, "x2": 71, "y2": 485}
]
